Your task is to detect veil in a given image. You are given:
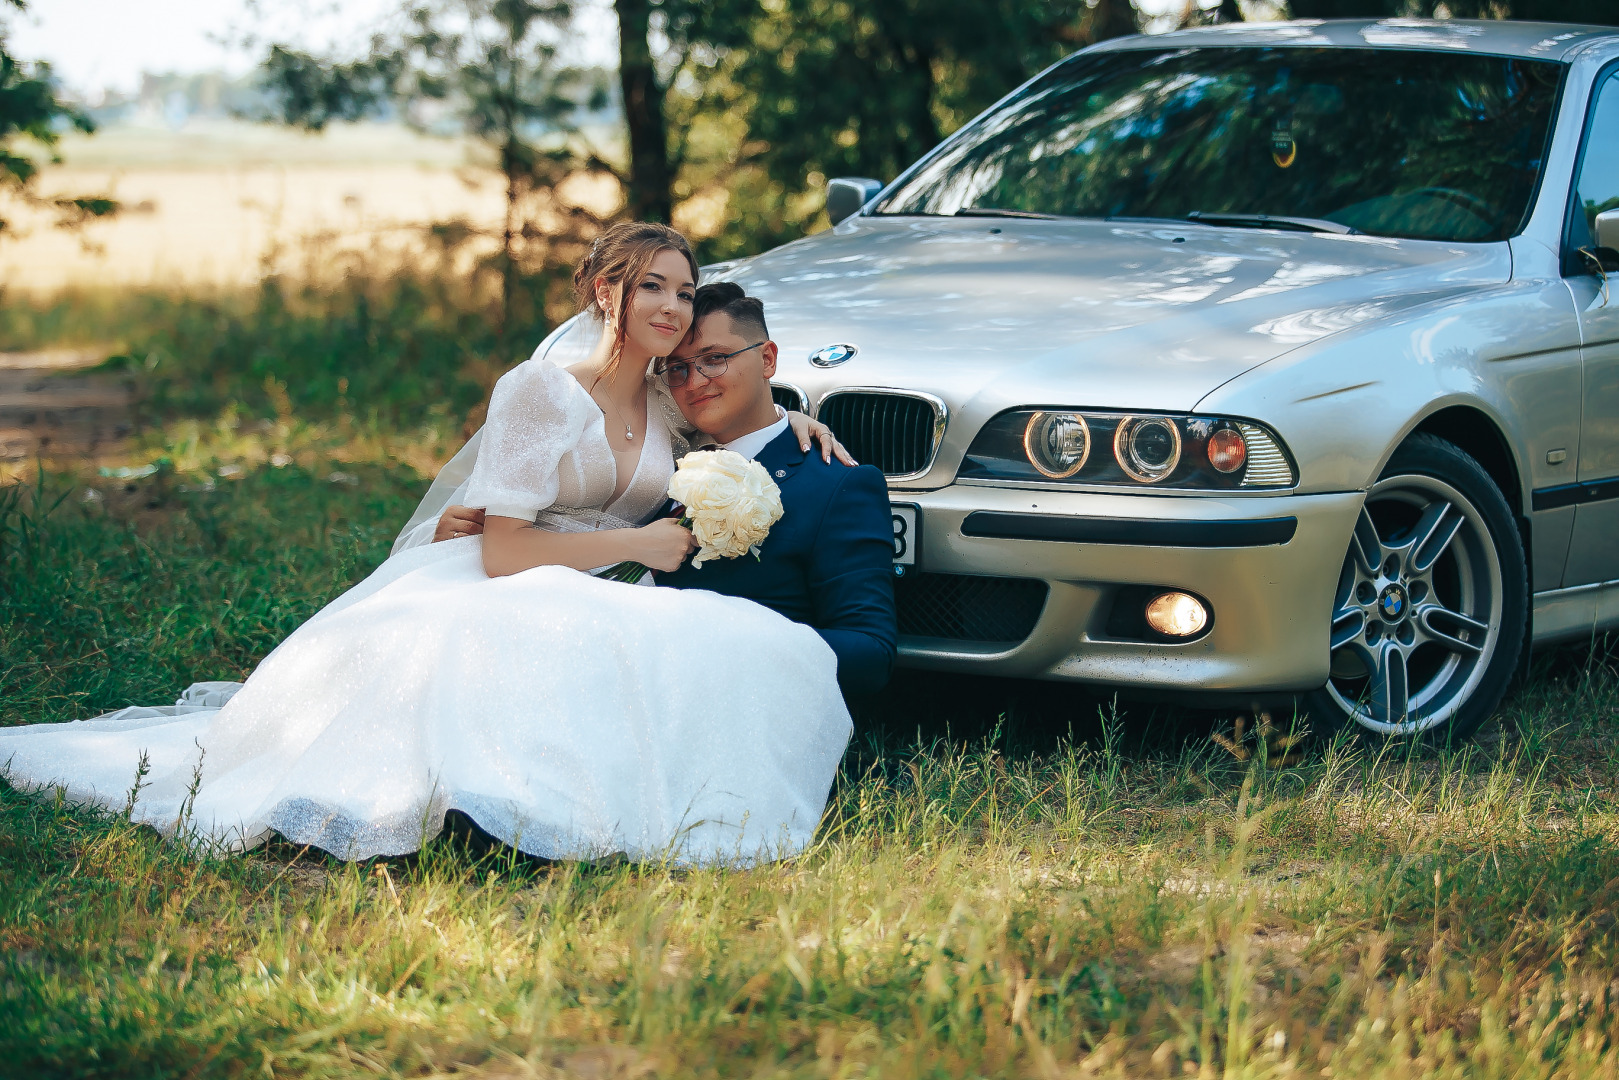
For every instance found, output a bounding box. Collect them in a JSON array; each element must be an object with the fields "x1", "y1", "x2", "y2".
[{"x1": 391, "y1": 315, "x2": 699, "y2": 554}]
